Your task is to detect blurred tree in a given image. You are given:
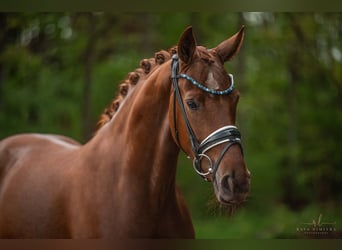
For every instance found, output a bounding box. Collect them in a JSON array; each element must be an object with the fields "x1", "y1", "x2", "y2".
[{"x1": 282, "y1": 13, "x2": 342, "y2": 207}]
